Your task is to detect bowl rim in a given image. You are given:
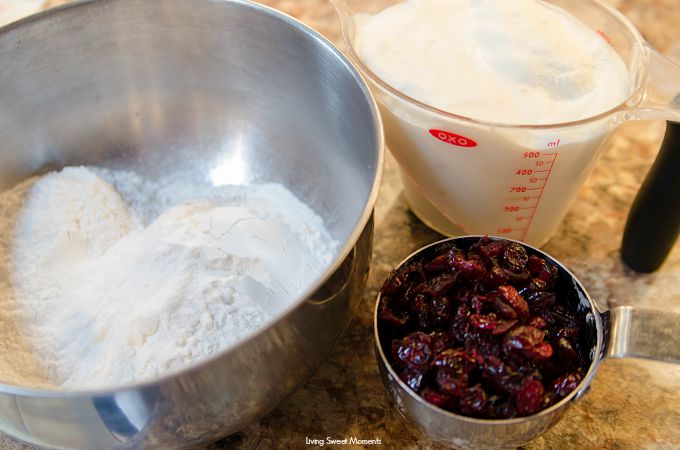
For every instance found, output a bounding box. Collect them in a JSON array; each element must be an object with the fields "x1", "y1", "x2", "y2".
[
  {"x1": 373, "y1": 235, "x2": 605, "y2": 426},
  {"x1": 0, "y1": 0, "x2": 384, "y2": 397}
]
